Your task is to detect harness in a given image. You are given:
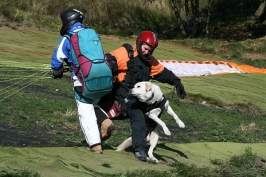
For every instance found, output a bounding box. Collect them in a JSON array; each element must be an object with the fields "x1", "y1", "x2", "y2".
[
  {"x1": 146, "y1": 95, "x2": 168, "y2": 117},
  {"x1": 145, "y1": 95, "x2": 168, "y2": 136},
  {"x1": 146, "y1": 92, "x2": 155, "y2": 102}
]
